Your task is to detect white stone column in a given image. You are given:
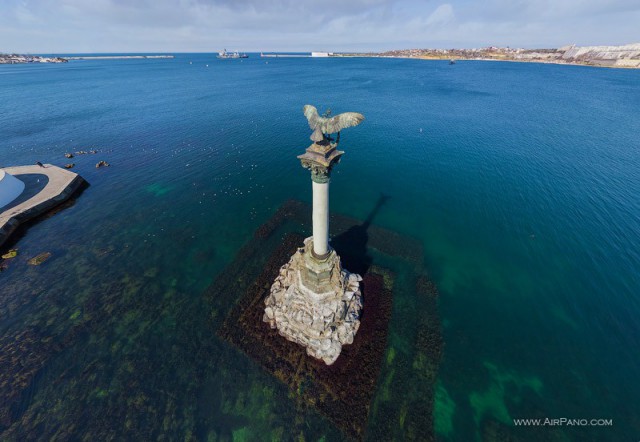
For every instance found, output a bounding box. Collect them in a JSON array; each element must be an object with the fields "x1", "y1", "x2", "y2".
[{"x1": 312, "y1": 180, "x2": 329, "y2": 256}]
